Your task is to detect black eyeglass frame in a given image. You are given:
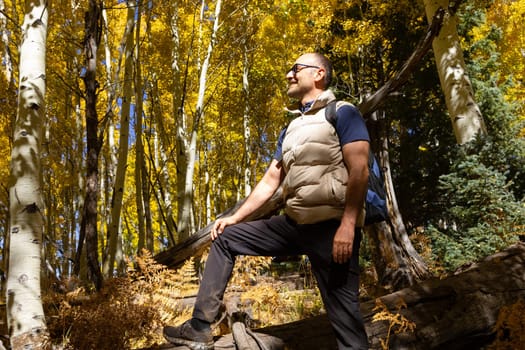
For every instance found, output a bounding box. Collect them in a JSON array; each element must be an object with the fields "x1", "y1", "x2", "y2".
[{"x1": 289, "y1": 63, "x2": 321, "y2": 74}]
